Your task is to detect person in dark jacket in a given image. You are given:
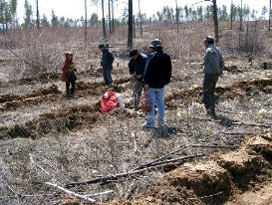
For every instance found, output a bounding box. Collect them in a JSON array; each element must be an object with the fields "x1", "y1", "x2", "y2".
[
  {"x1": 62, "y1": 52, "x2": 77, "y2": 99},
  {"x1": 142, "y1": 39, "x2": 172, "y2": 128},
  {"x1": 99, "y1": 44, "x2": 114, "y2": 86},
  {"x1": 202, "y1": 36, "x2": 224, "y2": 119},
  {"x1": 128, "y1": 49, "x2": 147, "y2": 109}
]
